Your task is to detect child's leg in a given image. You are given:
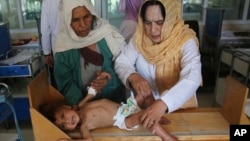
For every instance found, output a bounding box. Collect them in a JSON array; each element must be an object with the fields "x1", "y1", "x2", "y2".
[
  {"x1": 124, "y1": 111, "x2": 143, "y2": 128},
  {"x1": 125, "y1": 112, "x2": 178, "y2": 141},
  {"x1": 150, "y1": 123, "x2": 179, "y2": 141}
]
